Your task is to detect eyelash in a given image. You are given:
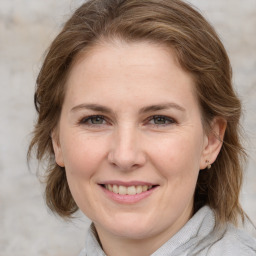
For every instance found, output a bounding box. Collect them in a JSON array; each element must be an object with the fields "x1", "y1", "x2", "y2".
[
  {"x1": 79, "y1": 115, "x2": 107, "y2": 126},
  {"x1": 146, "y1": 115, "x2": 176, "y2": 126},
  {"x1": 78, "y1": 115, "x2": 176, "y2": 127}
]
